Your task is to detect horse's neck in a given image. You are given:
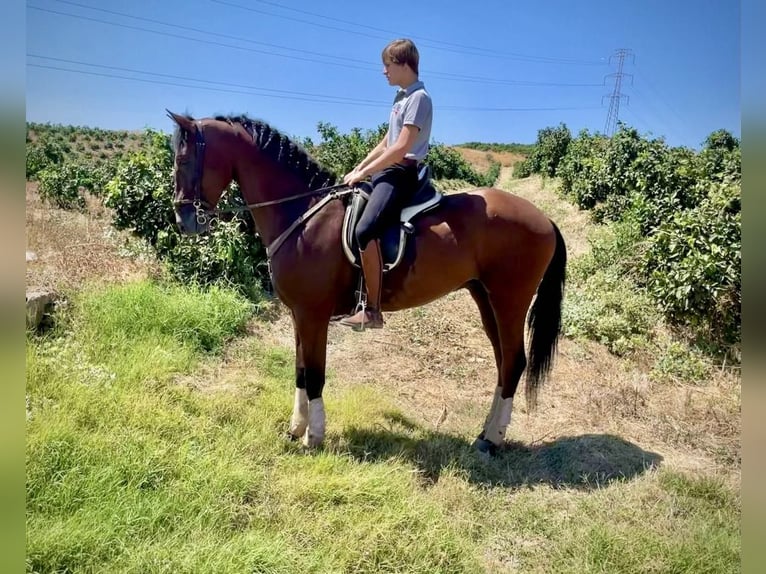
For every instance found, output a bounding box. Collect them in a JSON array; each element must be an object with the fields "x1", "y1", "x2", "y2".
[{"x1": 236, "y1": 159, "x2": 313, "y2": 248}]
